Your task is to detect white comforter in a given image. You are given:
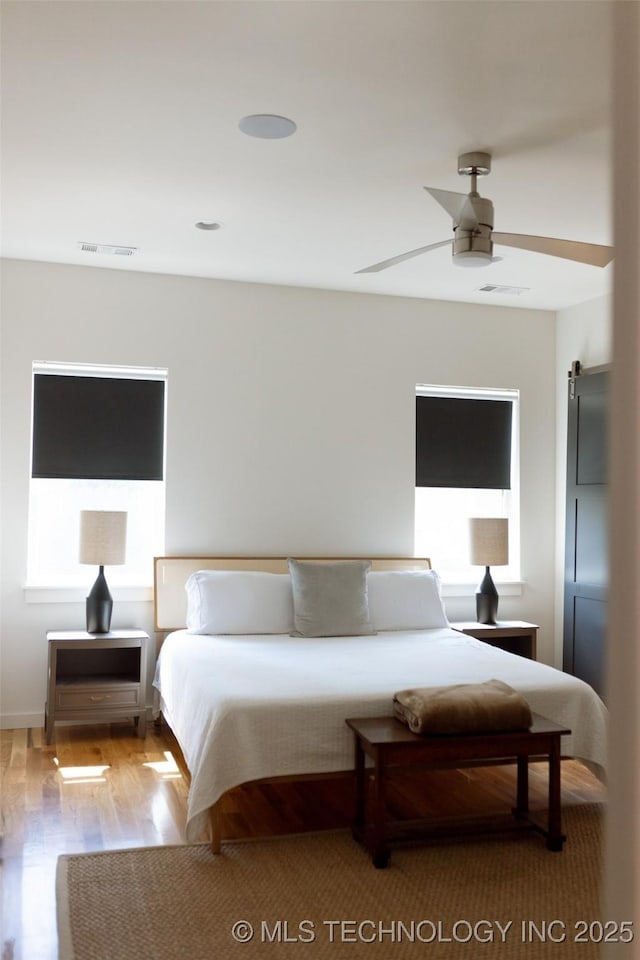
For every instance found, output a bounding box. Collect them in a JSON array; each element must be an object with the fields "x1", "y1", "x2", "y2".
[{"x1": 154, "y1": 627, "x2": 607, "y2": 841}]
